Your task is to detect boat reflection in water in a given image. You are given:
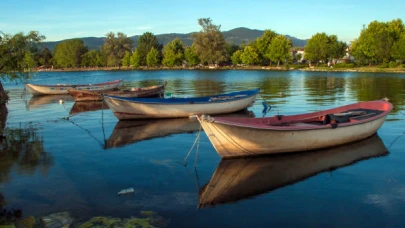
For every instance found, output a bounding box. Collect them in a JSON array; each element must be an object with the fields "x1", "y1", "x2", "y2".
[
  {"x1": 105, "y1": 110, "x2": 254, "y2": 149},
  {"x1": 69, "y1": 101, "x2": 109, "y2": 115},
  {"x1": 27, "y1": 94, "x2": 73, "y2": 110},
  {"x1": 198, "y1": 134, "x2": 388, "y2": 208}
]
